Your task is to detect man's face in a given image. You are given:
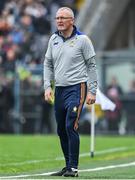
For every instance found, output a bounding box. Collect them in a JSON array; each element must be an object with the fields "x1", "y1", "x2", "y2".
[{"x1": 55, "y1": 9, "x2": 74, "y2": 32}]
